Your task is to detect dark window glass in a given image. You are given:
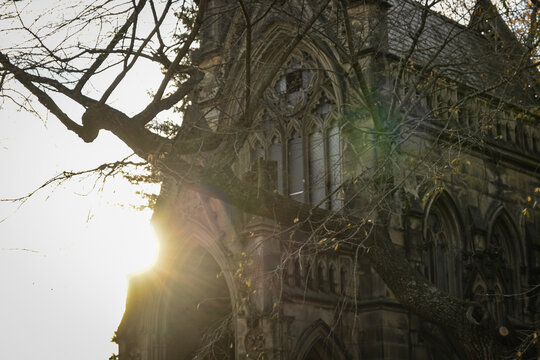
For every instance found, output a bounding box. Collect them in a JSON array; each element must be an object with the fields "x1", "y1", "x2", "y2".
[{"x1": 288, "y1": 135, "x2": 304, "y2": 202}]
